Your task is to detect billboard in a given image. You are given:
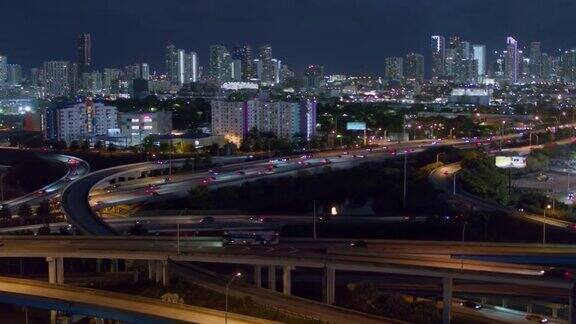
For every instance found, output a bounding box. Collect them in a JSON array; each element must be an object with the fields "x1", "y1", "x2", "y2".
[
  {"x1": 495, "y1": 156, "x2": 527, "y2": 169},
  {"x1": 346, "y1": 122, "x2": 366, "y2": 131}
]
